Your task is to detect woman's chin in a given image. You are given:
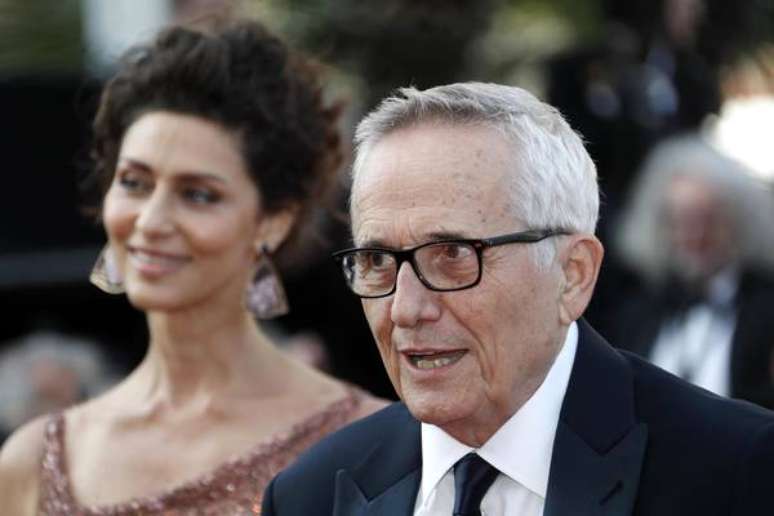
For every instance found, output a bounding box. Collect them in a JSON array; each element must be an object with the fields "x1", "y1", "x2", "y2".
[{"x1": 125, "y1": 286, "x2": 187, "y2": 313}]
